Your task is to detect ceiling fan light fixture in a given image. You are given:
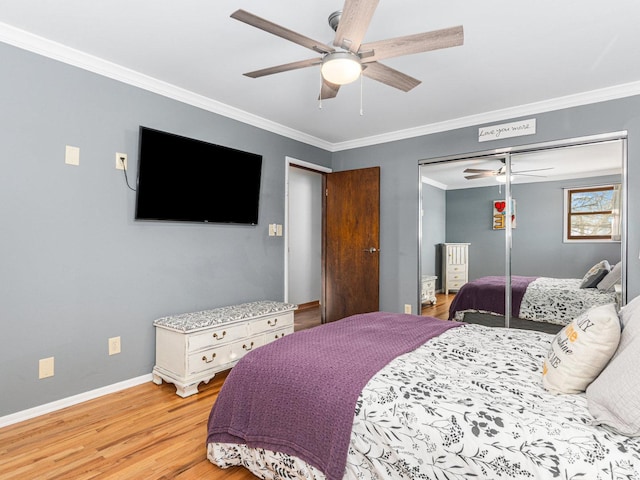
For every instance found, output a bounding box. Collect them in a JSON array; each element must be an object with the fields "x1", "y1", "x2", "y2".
[
  {"x1": 496, "y1": 174, "x2": 514, "y2": 183},
  {"x1": 321, "y1": 52, "x2": 362, "y2": 85}
]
